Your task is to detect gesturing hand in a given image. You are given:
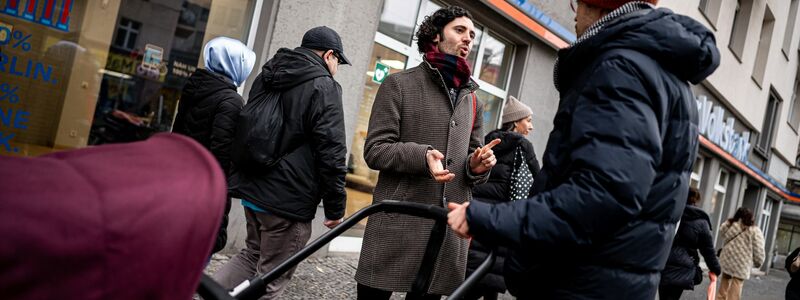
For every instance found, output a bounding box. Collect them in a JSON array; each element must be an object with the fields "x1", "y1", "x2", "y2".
[
  {"x1": 447, "y1": 202, "x2": 471, "y2": 239},
  {"x1": 469, "y1": 139, "x2": 501, "y2": 175},
  {"x1": 427, "y1": 149, "x2": 455, "y2": 183}
]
